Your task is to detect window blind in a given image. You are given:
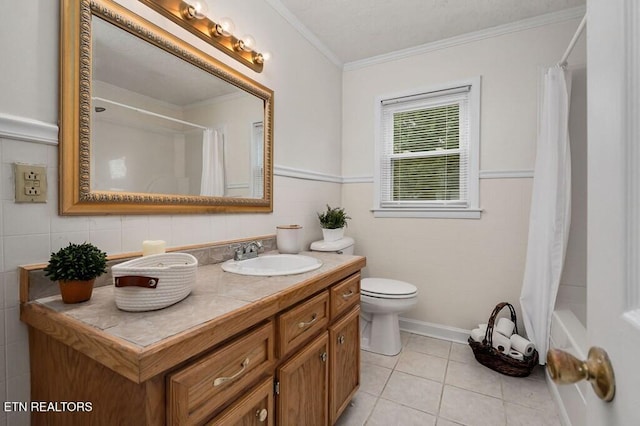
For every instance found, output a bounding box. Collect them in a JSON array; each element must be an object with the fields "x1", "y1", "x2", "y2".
[{"x1": 379, "y1": 87, "x2": 471, "y2": 208}]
